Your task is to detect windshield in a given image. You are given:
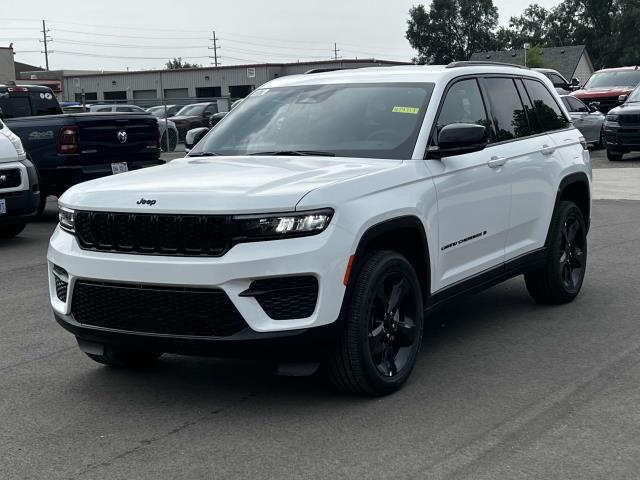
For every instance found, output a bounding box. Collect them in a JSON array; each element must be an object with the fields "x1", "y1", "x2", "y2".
[
  {"x1": 584, "y1": 70, "x2": 640, "y2": 89},
  {"x1": 627, "y1": 87, "x2": 640, "y2": 103},
  {"x1": 176, "y1": 104, "x2": 205, "y2": 116},
  {"x1": 192, "y1": 83, "x2": 434, "y2": 160}
]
